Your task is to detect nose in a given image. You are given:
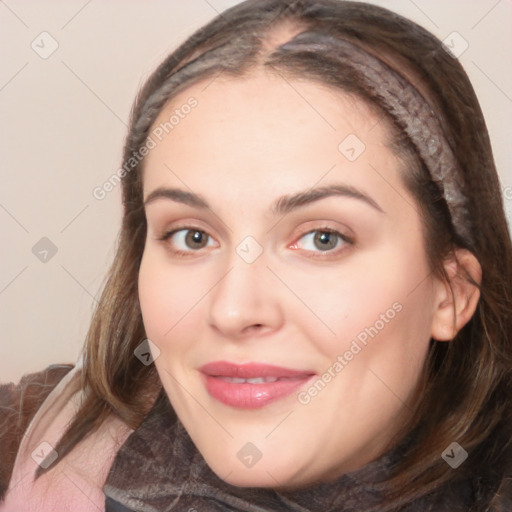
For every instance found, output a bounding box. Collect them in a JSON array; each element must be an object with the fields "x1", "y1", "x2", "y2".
[{"x1": 207, "y1": 253, "x2": 284, "y2": 340}]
